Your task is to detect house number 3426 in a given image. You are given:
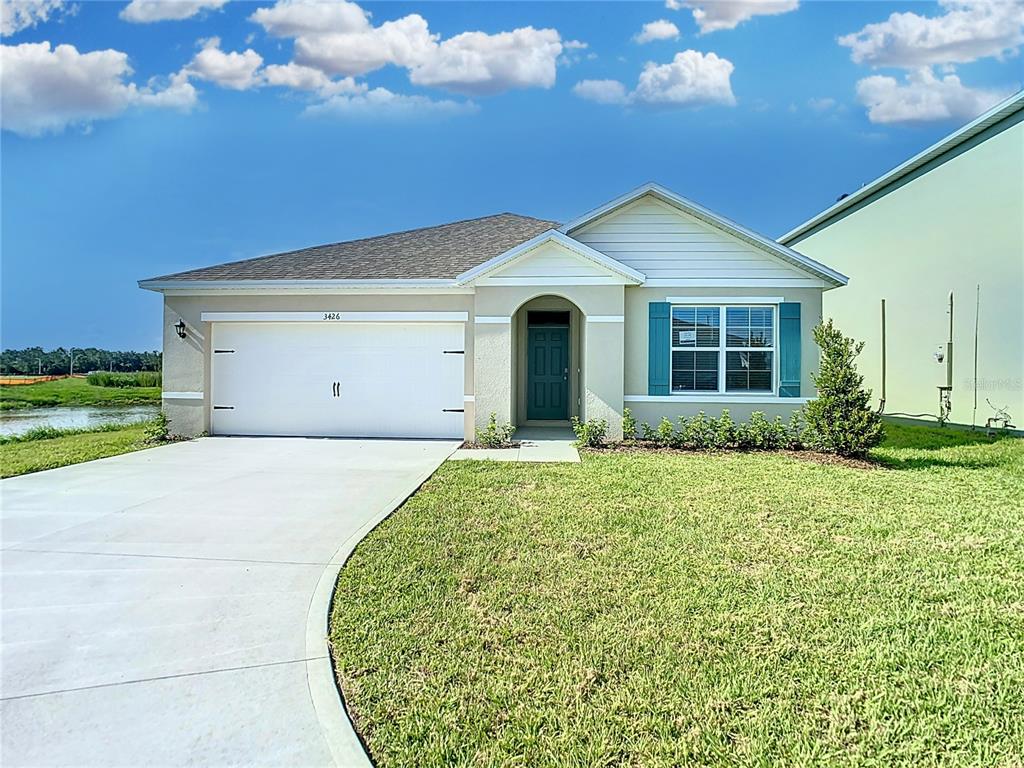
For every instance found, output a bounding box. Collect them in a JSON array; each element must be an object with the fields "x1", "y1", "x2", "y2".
[{"x1": 322, "y1": 312, "x2": 342, "y2": 320}]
